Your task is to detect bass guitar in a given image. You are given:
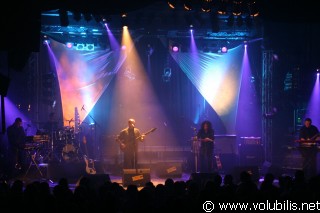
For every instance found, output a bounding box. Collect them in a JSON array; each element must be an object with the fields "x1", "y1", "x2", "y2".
[
  {"x1": 116, "y1": 127, "x2": 157, "y2": 151},
  {"x1": 82, "y1": 135, "x2": 96, "y2": 174}
]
